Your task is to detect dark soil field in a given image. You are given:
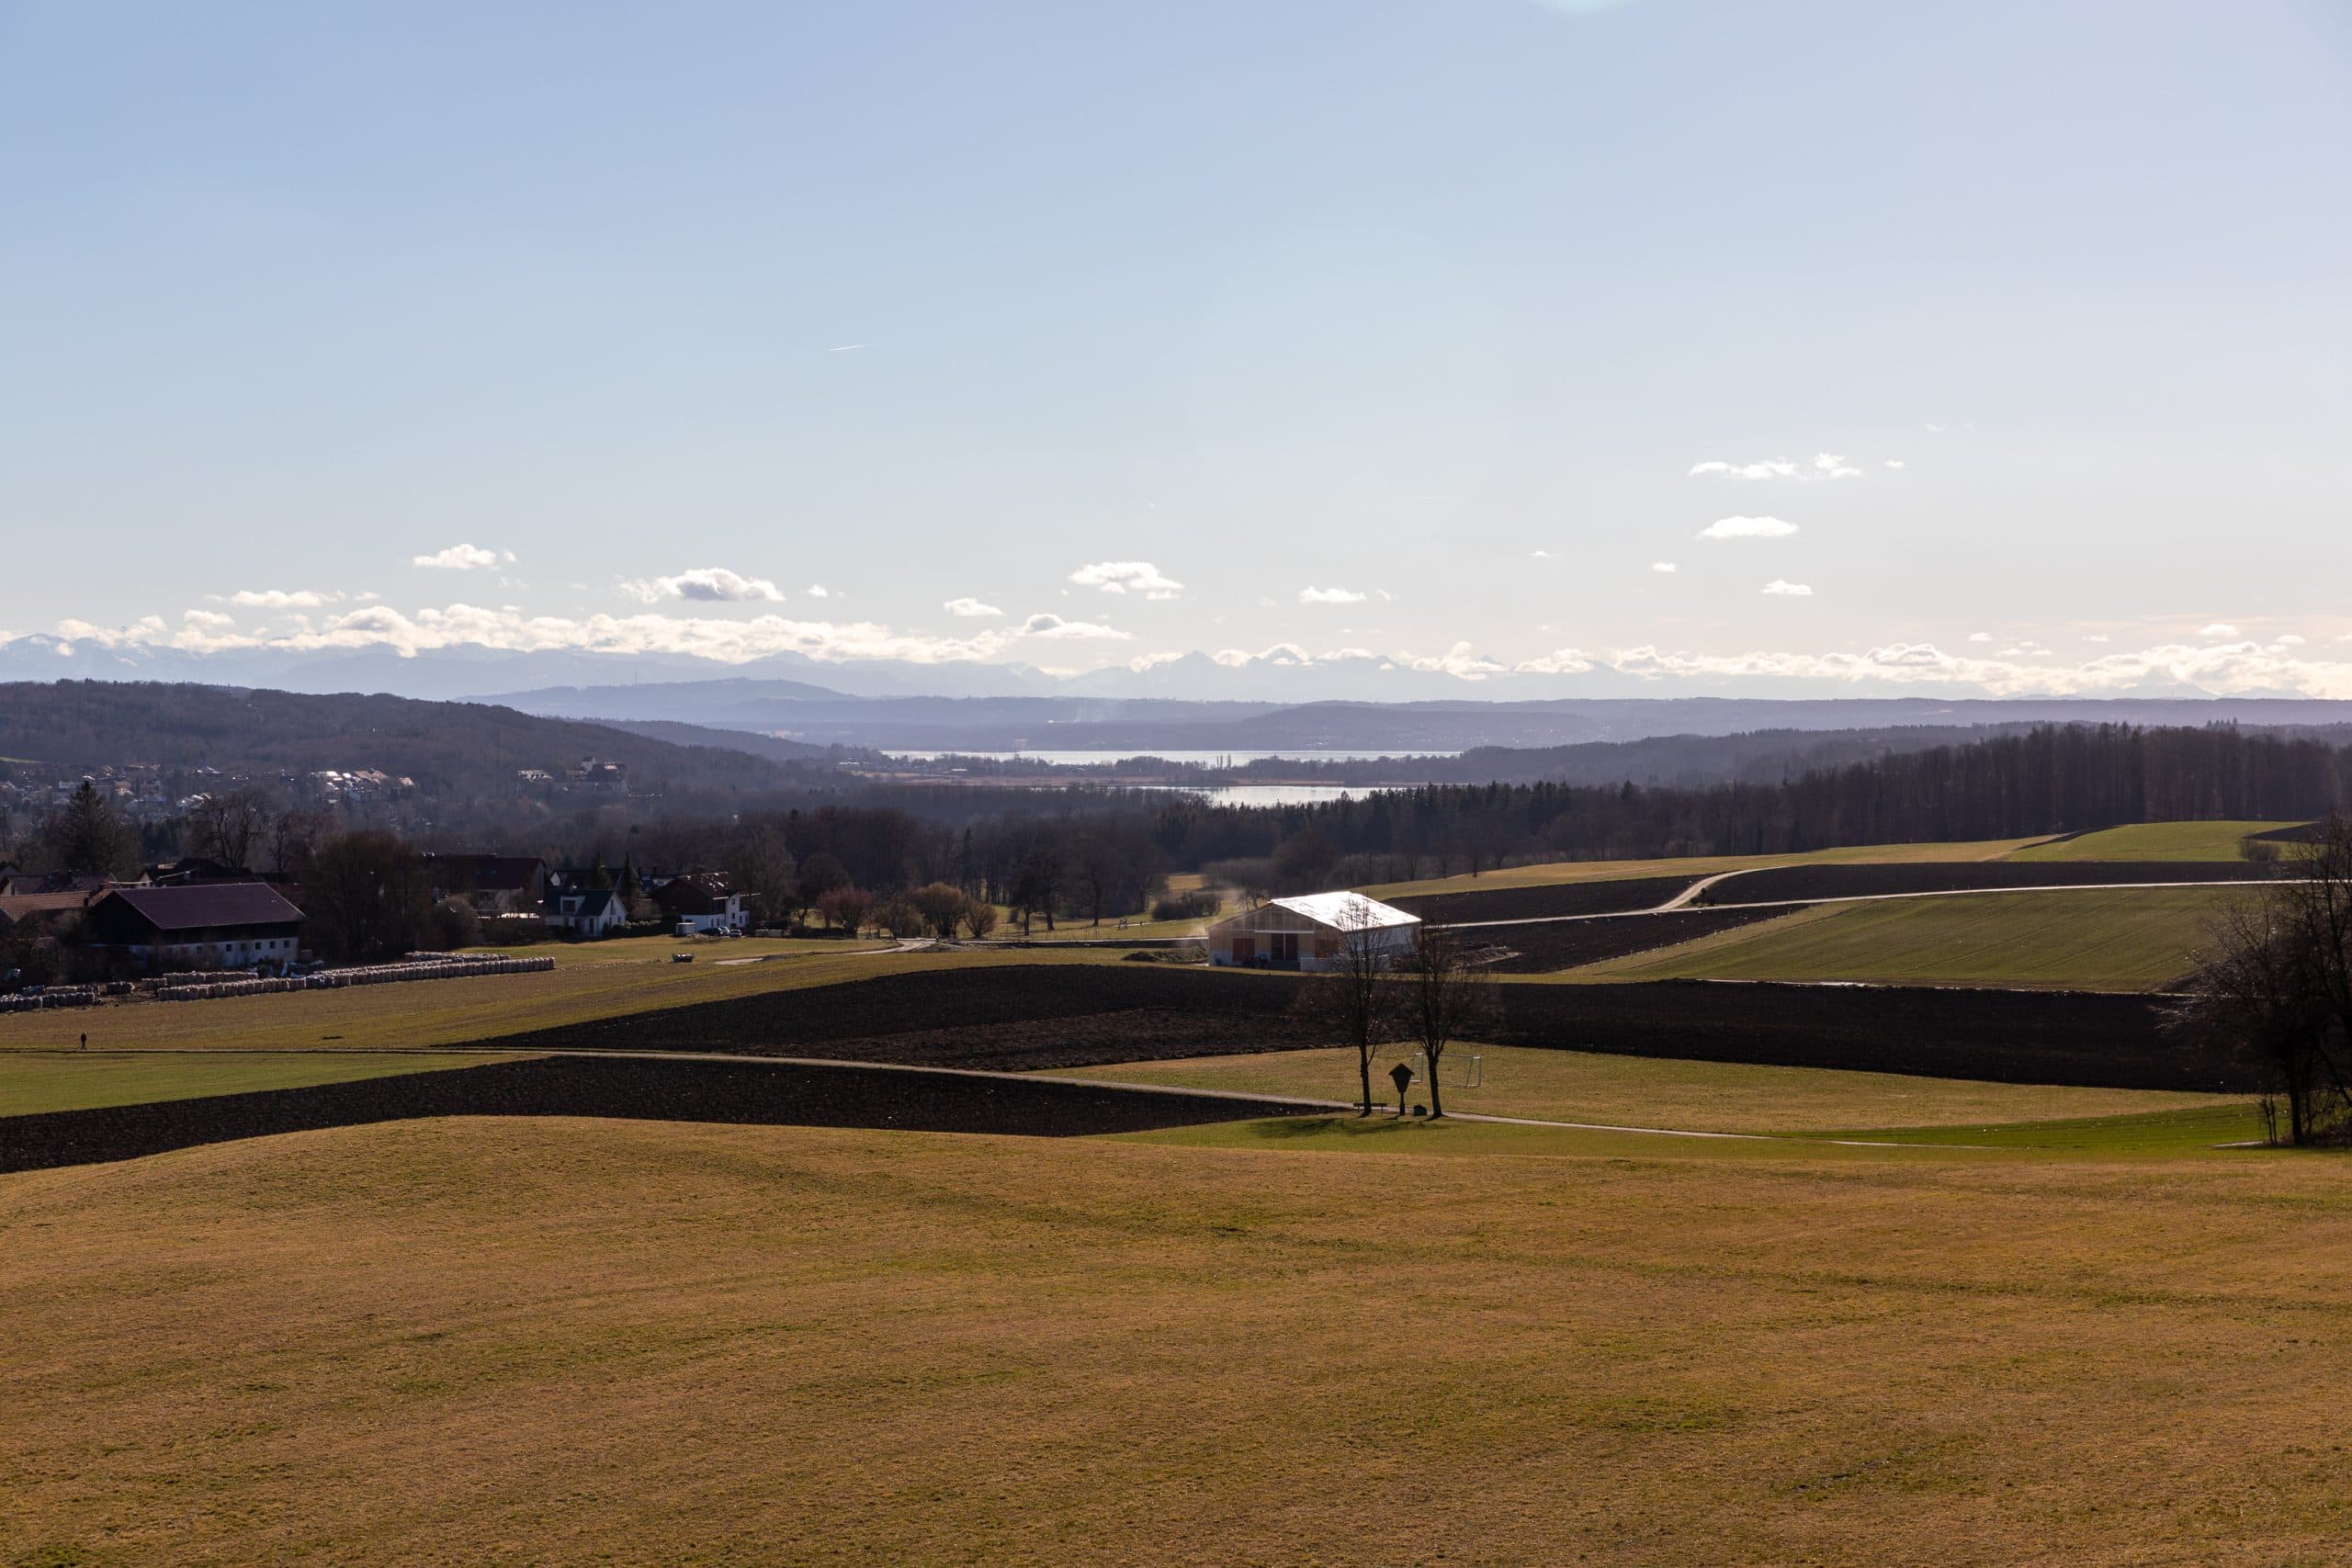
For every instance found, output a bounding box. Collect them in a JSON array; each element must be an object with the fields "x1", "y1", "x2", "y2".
[
  {"x1": 0, "y1": 1054, "x2": 1319, "y2": 1174},
  {"x1": 1476, "y1": 907, "x2": 1793, "y2": 973},
  {"x1": 1502, "y1": 980, "x2": 2231, "y2": 1091},
  {"x1": 1390, "y1": 875, "x2": 1698, "y2": 924},
  {"x1": 1707, "y1": 860, "x2": 2278, "y2": 904},
  {"x1": 485, "y1": 964, "x2": 2238, "y2": 1093}
]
